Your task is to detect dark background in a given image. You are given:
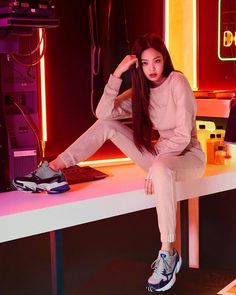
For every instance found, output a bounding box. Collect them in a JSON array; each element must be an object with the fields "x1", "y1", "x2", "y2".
[{"x1": 44, "y1": 0, "x2": 164, "y2": 159}]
